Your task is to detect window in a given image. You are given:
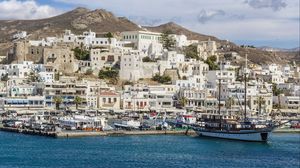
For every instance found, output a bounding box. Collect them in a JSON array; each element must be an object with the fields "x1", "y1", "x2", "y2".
[{"x1": 103, "y1": 98, "x2": 106, "y2": 103}]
